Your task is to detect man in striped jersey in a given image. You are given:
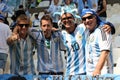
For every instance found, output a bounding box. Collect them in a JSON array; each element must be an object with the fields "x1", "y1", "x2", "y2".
[
  {"x1": 29, "y1": 14, "x2": 66, "y2": 79},
  {"x1": 7, "y1": 14, "x2": 36, "y2": 75},
  {"x1": 61, "y1": 12, "x2": 87, "y2": 76},
  {"x1": 60, "y1": 9, "x2": 115, "y2": 77},
  {"x1": 81, "y1": 9, "x2": 113, "y2": 76}
]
